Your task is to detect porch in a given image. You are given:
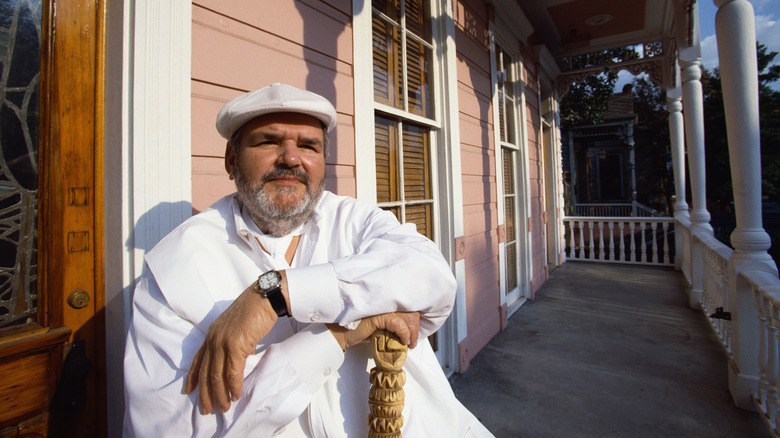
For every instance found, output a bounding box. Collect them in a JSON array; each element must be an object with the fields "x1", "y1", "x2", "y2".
[{"x1": 450, "y1": 262, "x2": 768, "y2": 437}]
